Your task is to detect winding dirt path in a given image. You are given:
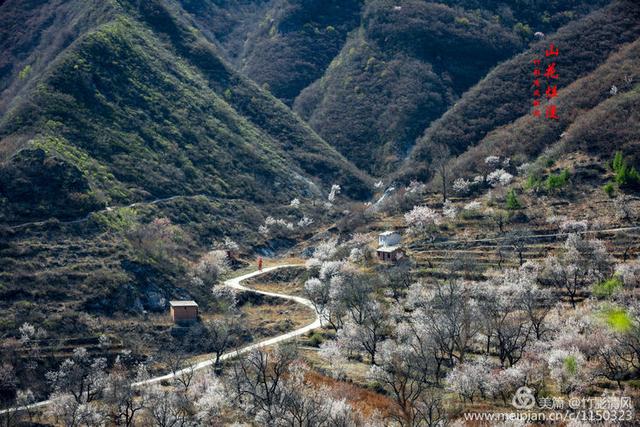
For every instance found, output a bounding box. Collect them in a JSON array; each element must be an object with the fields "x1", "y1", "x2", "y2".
[{"x1": 0, "y1": 264, "x2": 319, "y2": 415}]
